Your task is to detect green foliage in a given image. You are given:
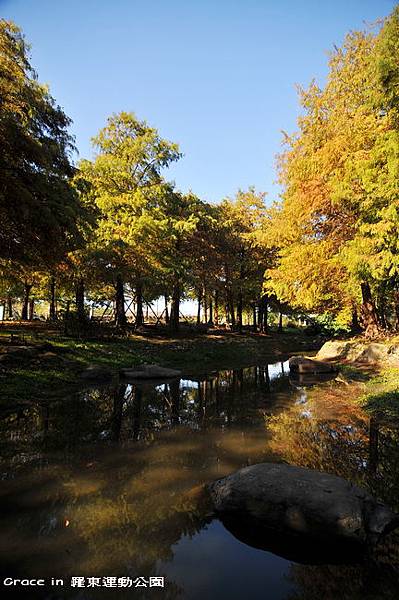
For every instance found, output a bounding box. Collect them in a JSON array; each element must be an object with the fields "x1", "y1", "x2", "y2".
[
  {"x1": 0, "y1": 19, "x2": 87, "y2": 268},
  {"x1": 313, "y1": 312, "x2": 352, "y2": 336}
]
